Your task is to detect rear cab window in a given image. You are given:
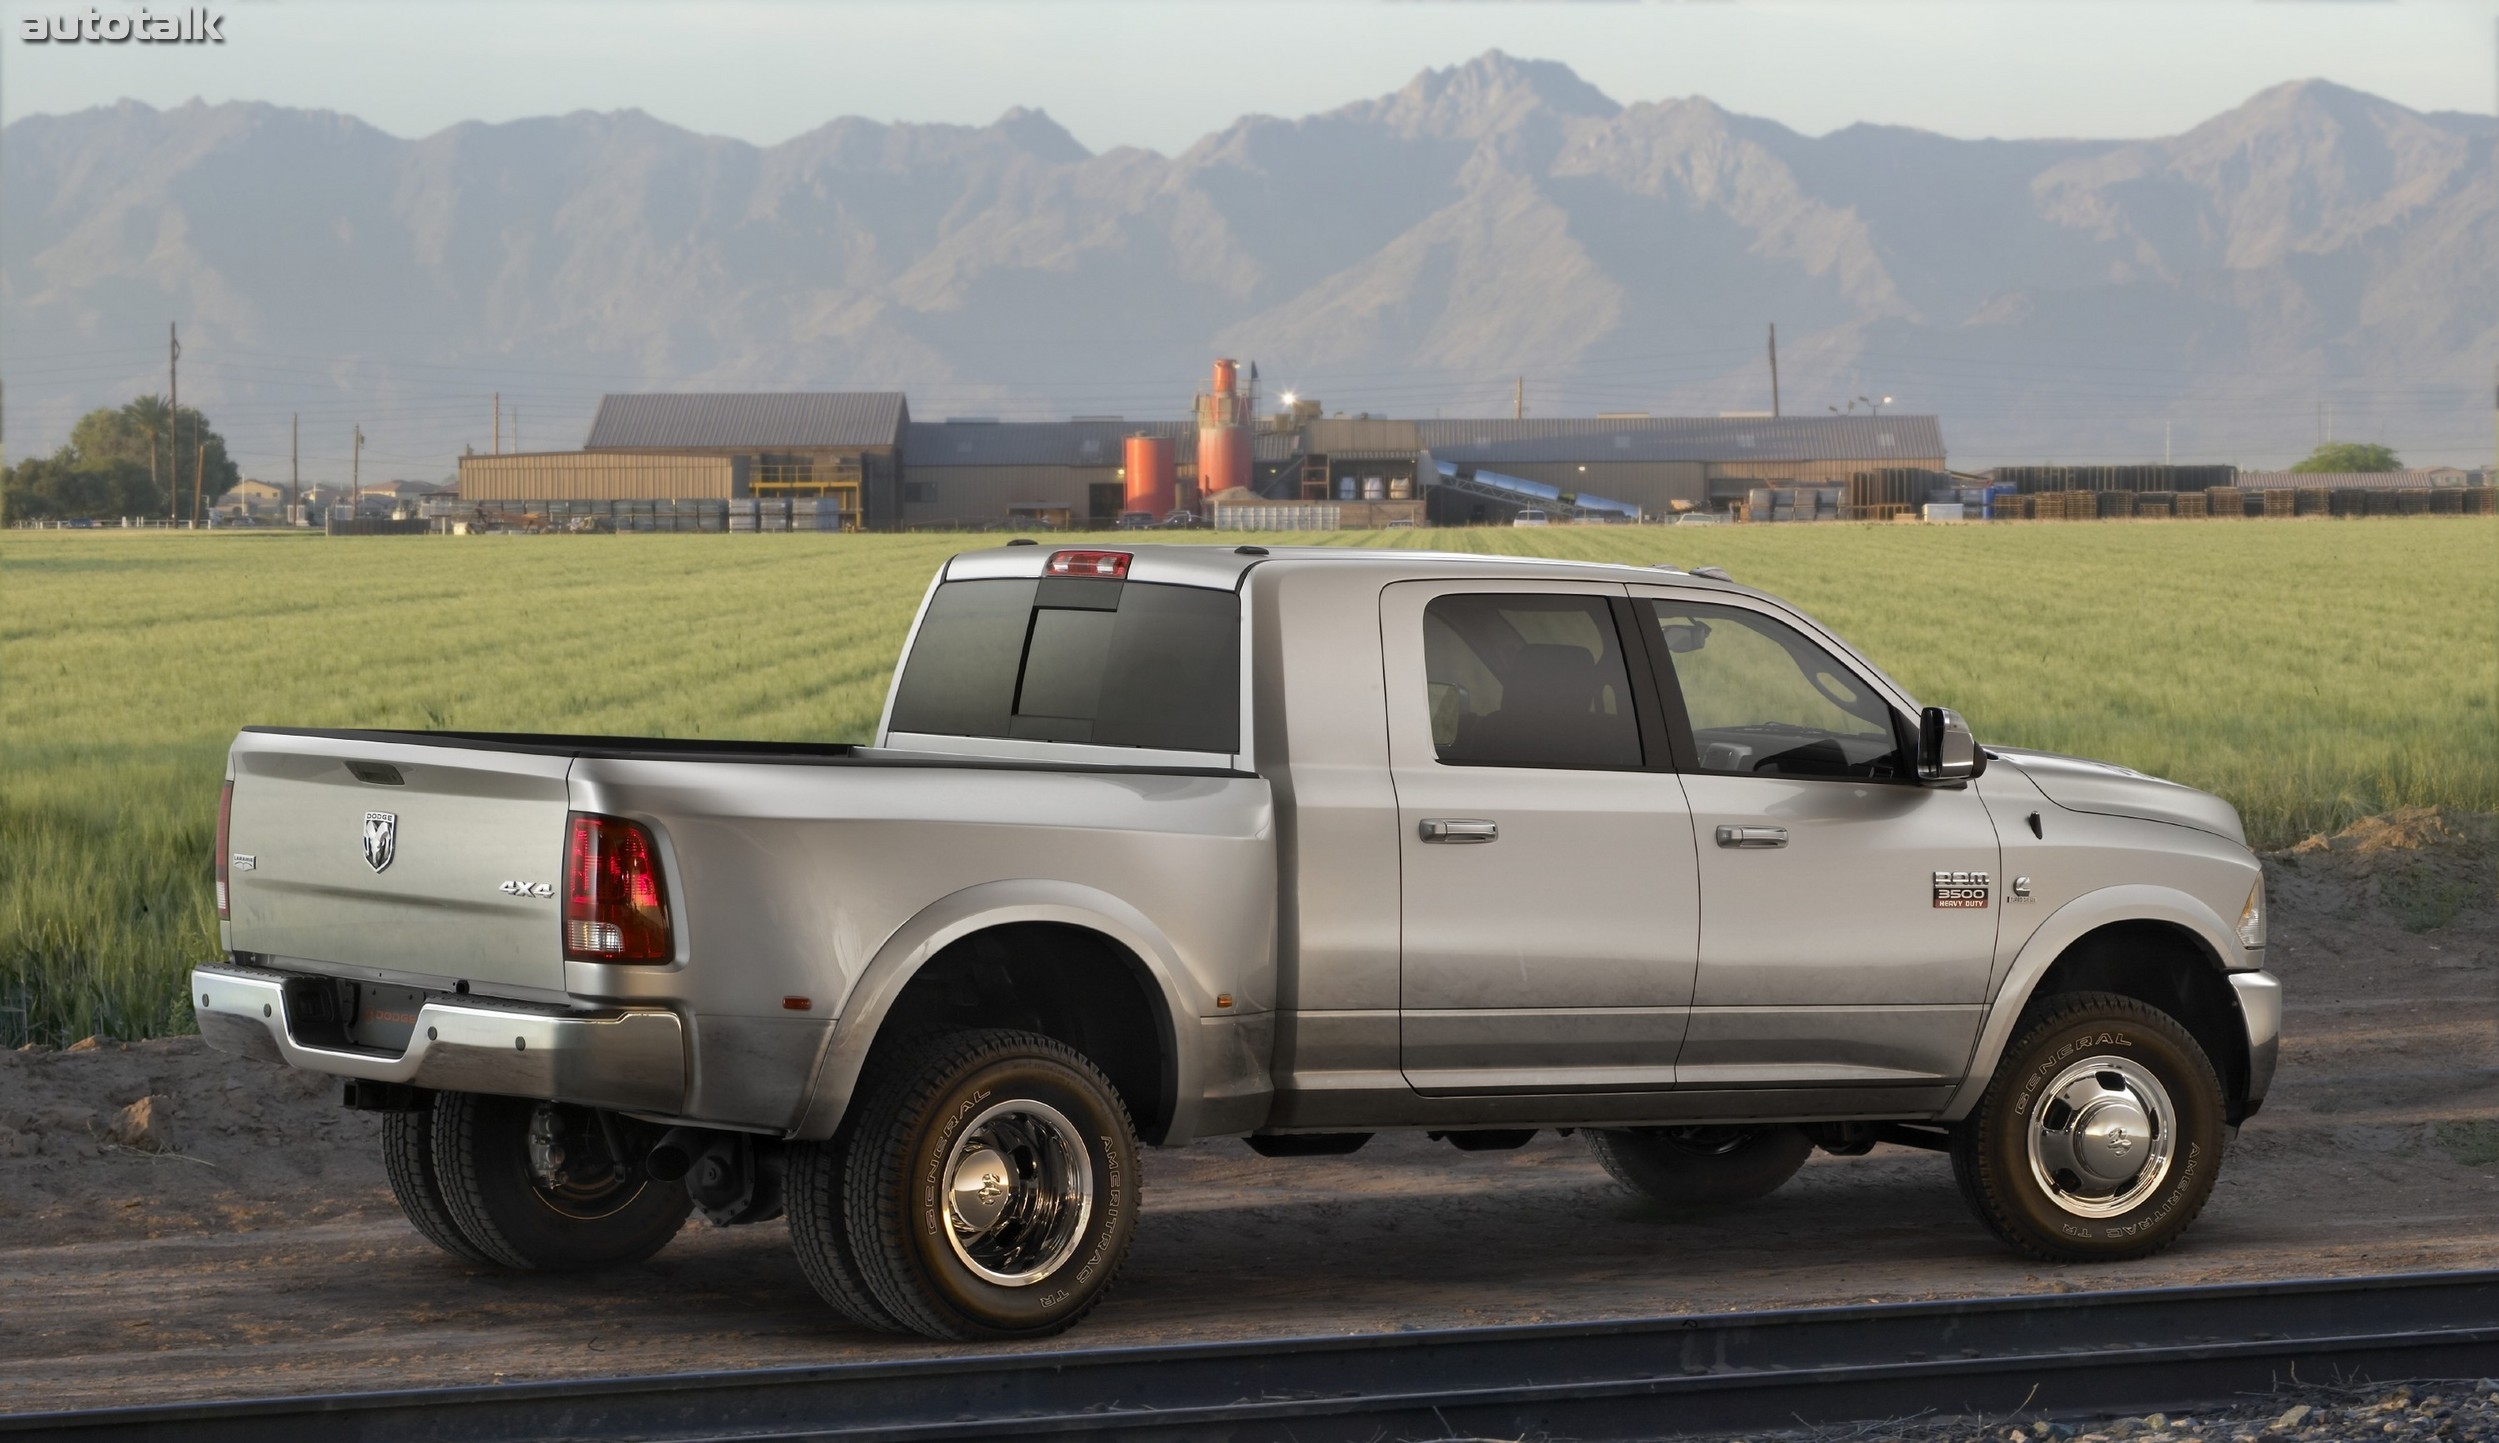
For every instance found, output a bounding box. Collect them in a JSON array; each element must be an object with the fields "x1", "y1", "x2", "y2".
[{"x1": 886, "y1": 574, "x2": 1241, "y2": 760}]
